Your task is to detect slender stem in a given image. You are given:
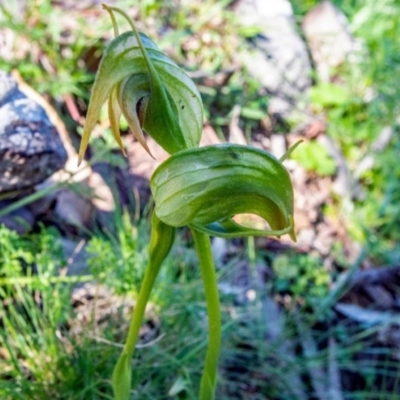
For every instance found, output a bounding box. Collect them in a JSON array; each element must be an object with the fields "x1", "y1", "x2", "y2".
[
  {"x1": 102, "y1": 5, "x2": 119, "y2": 37},
  {"x1": 191, "y1": 229, "x2": 221, "y2": 400},
  {"x1": 125, "y1": 213, "x2": 175, "y2": 358},
  {"x1": 112, "y1": 212, "x2": 175, "y2": 399},
  {"x1": 122, "y1": 257, "x2": 160, "y2": 359},
  {"x1": 102, "y1": 4, "x2": 155, "y2": 76},
  {"x1": 279, "y1": 139, "x2": 303, "y2": 162}
]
